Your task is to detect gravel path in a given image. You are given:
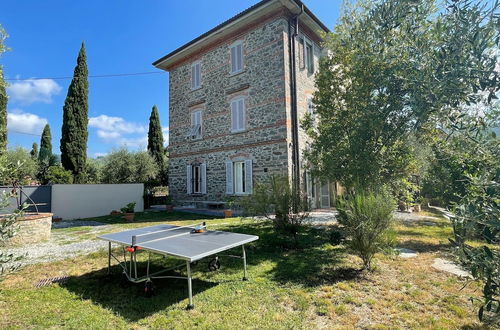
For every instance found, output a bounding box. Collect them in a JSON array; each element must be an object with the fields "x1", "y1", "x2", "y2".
[{"x1": 2, "y1": 221, "x2": 112, "y2": 268}]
